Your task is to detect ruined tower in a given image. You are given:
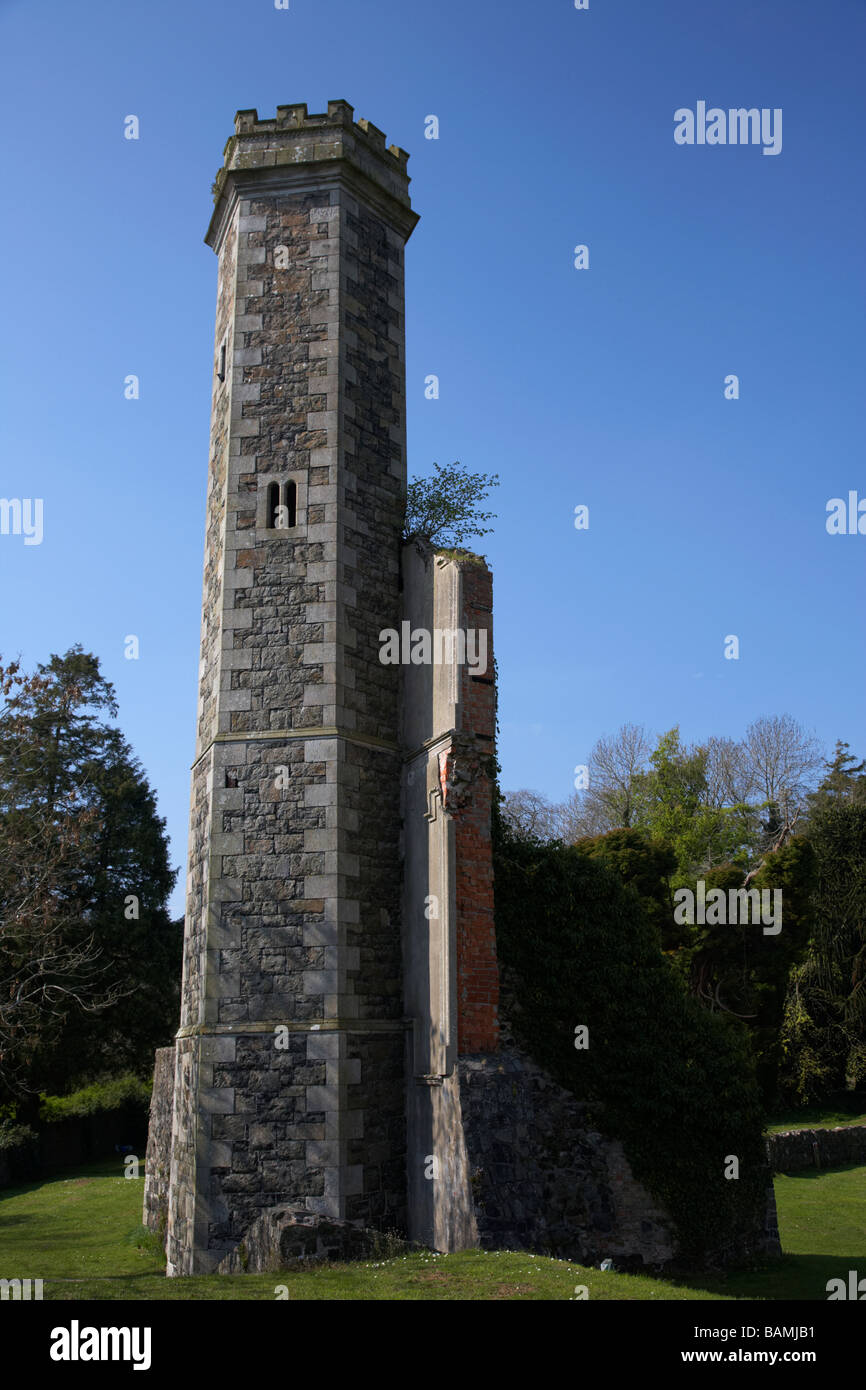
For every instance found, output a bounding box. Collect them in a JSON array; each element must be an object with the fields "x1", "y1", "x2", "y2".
[
  {"x1": 148, "y1": 103, "x2": 774, "y2": 1277},
  {"x1": 165, "y1": 102, "x2": 422, "y2": 1274}
]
